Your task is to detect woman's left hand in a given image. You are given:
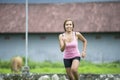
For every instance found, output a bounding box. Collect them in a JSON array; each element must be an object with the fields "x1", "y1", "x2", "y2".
[{"x1": 81, "y1": 51, "x2": 86, "y2": 58}]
